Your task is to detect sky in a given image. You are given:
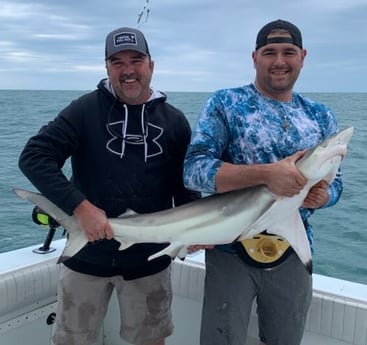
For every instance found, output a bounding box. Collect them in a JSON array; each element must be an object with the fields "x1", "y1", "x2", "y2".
[{"x1": 0, "y1": 0, "x2": 366, "y2": 92}]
